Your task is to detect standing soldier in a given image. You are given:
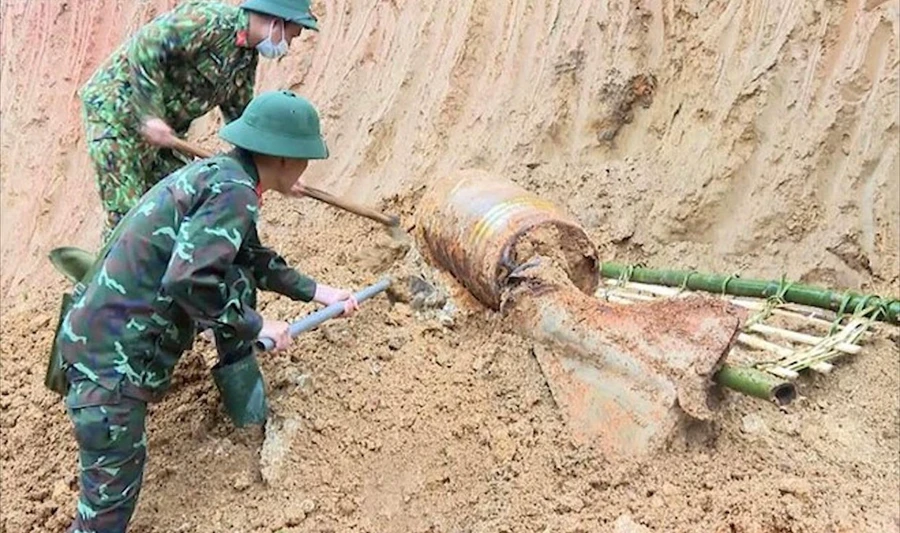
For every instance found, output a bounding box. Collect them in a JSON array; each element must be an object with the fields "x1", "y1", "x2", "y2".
[
  {"x1": 80, "y1": 0, "x2": 320, "y2": 242},
  {"x1": 58, "y1": 90, "x2": 359, "y2": 532}
]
